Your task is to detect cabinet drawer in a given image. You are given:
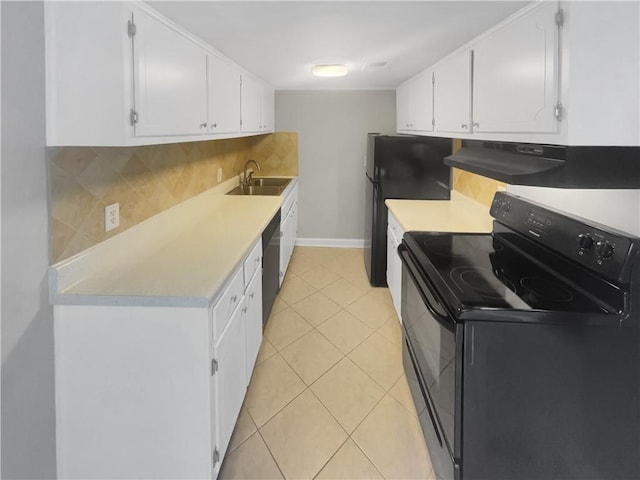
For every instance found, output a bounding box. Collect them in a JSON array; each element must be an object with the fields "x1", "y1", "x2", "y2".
[
  {"x1": 243, "y1": 240, "x2": 262, "y2": 288},
  {"x1": 211, "y1": 267, "x2": 244, "y2": 342}
]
